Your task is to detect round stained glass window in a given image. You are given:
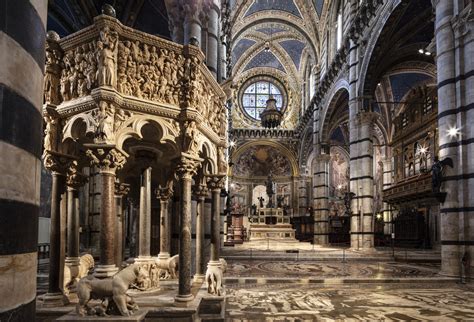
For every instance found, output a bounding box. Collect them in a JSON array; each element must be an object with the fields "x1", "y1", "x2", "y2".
[{"x1": 241, "y1": 80, "x2": 284, "y2": 120}]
